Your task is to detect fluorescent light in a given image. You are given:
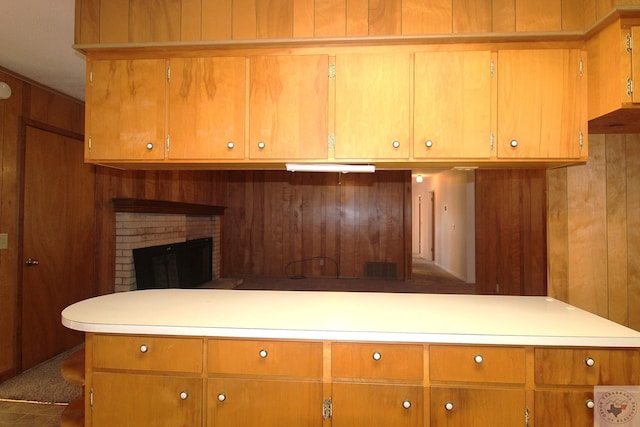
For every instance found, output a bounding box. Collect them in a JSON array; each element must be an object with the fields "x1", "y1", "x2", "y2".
[{"x1": 286, "y1": 163, "x2": 375, "y2": 173}]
